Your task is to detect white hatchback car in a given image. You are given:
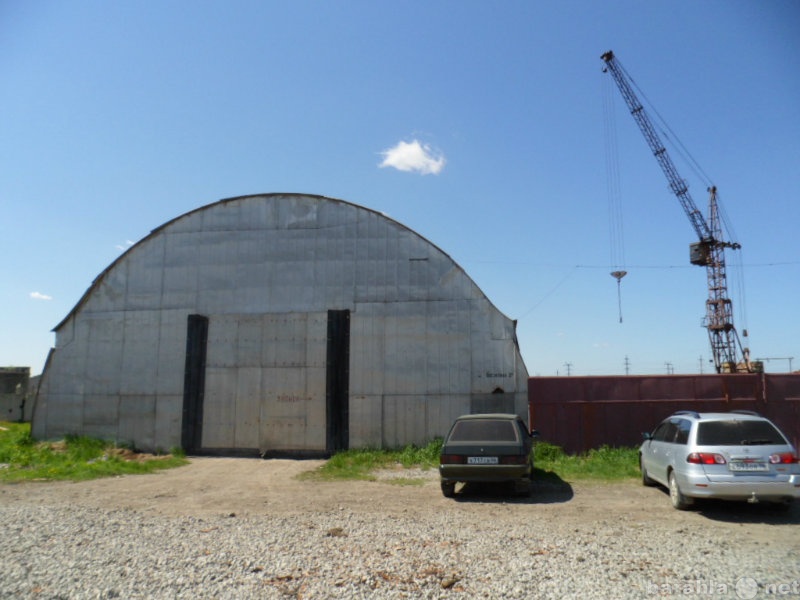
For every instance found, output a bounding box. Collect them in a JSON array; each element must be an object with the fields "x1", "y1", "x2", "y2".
[{"x1": 640, "y1": 410, "x2": 800, "y2": 510}]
